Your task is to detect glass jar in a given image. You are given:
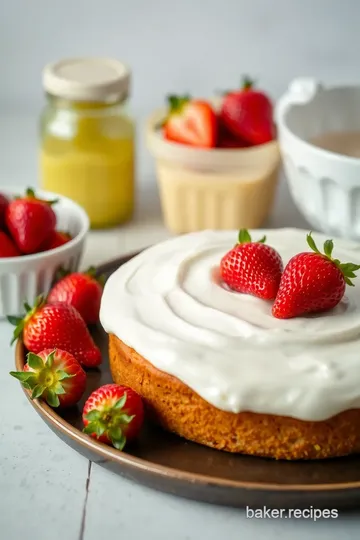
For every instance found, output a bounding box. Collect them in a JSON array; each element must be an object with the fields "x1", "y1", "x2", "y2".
[{"x1": 39, "y1": 58, "x2": 135, "y2": 229}]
